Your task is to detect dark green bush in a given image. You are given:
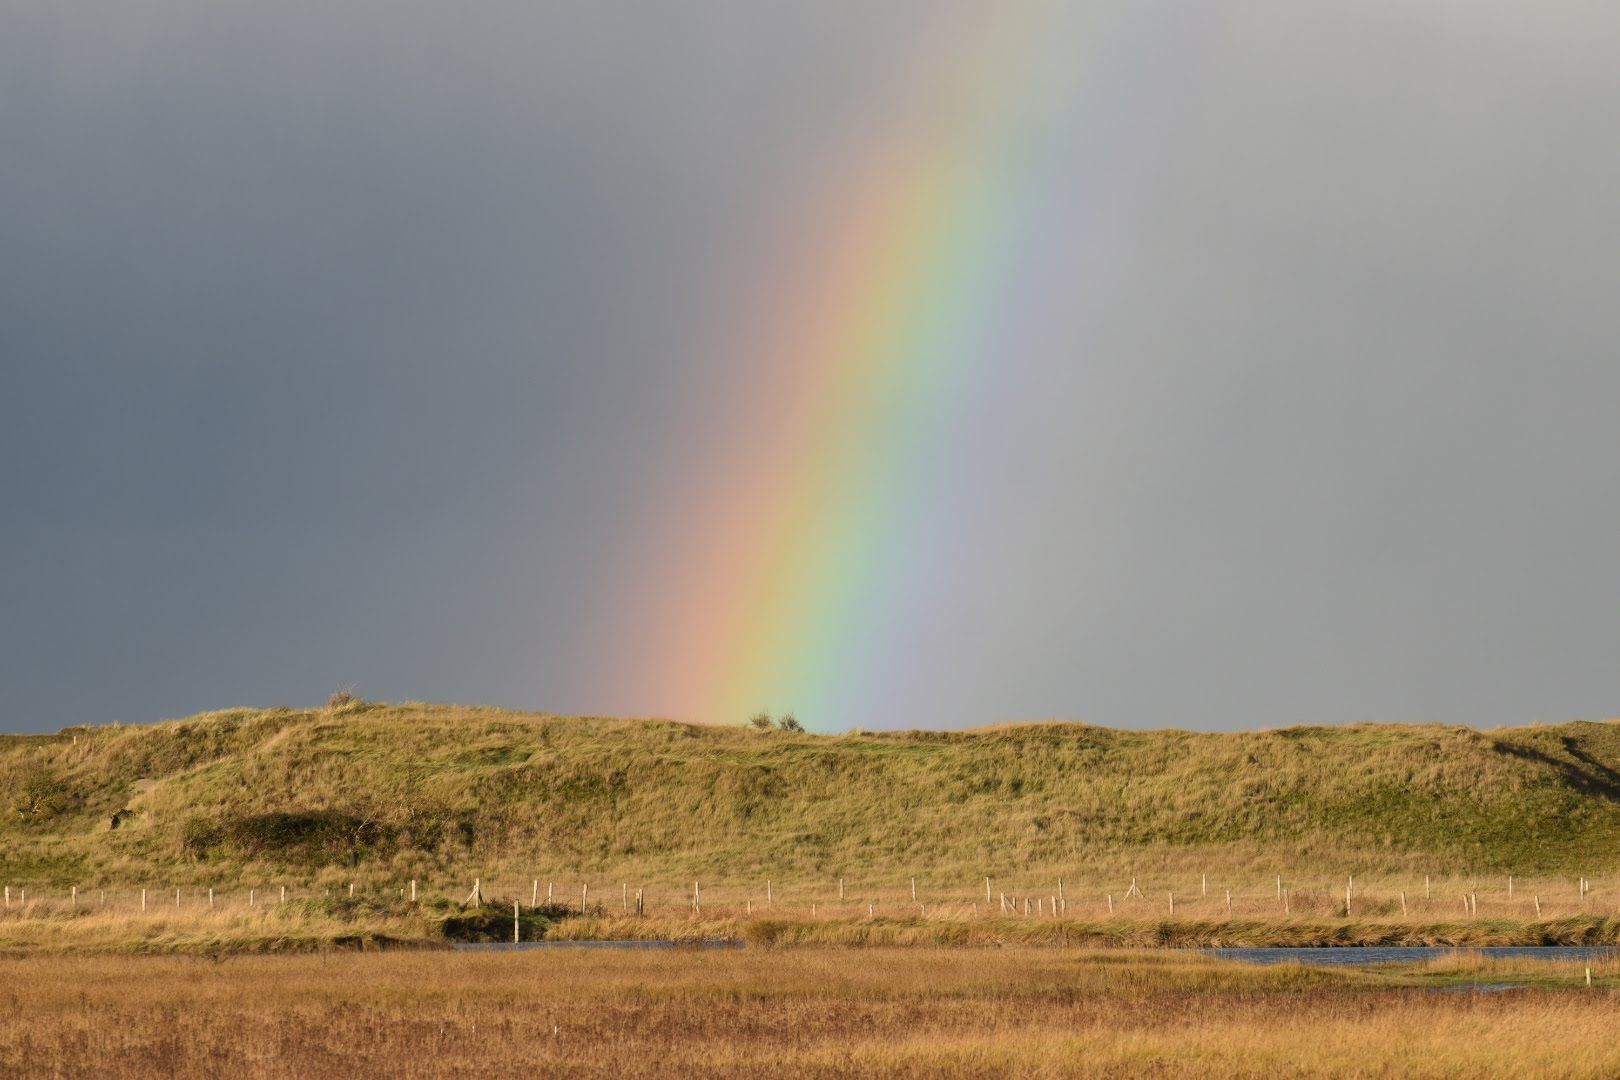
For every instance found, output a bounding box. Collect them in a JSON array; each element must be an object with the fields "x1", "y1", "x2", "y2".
[{"x1": 16, "y1": 771, "x2": 78, "y2": 818}]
